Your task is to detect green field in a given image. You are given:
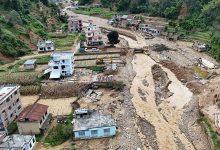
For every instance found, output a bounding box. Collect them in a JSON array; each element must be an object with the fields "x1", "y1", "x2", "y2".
[
  {"x1": 74, "y1": 7, "x2": 116, "y2": 19},
  {"x1": 49, "y1": 34, "x2": 79, "y2": 51}
]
